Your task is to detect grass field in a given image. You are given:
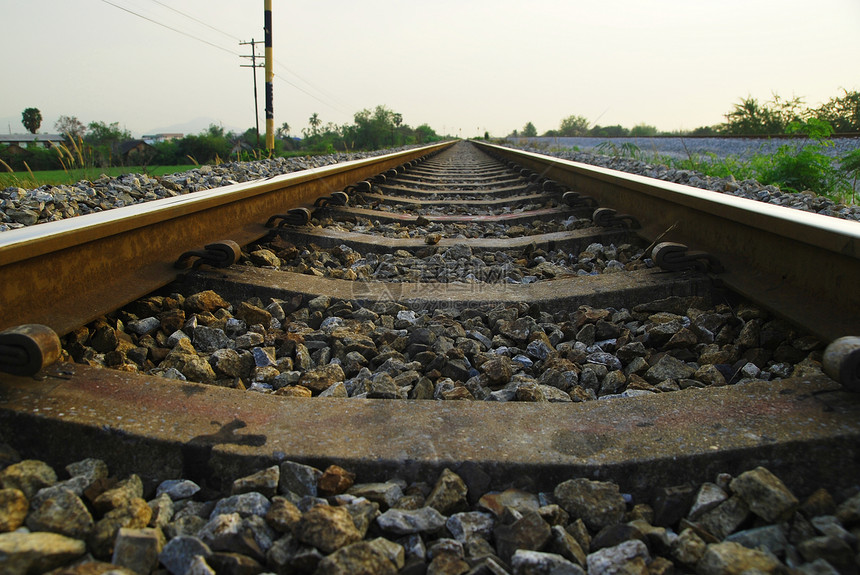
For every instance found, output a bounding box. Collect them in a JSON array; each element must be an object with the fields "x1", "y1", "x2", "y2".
[{"x1": 0, "y1": 165, "x2": 198, "y2": 189}]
